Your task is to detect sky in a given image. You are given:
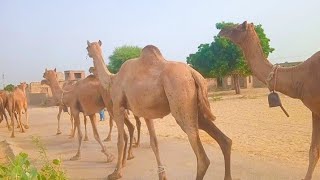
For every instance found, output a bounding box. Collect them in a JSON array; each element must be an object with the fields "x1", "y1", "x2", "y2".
[{"x1": 0, "y1": 0, "x2": 319, "y2": 85}]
